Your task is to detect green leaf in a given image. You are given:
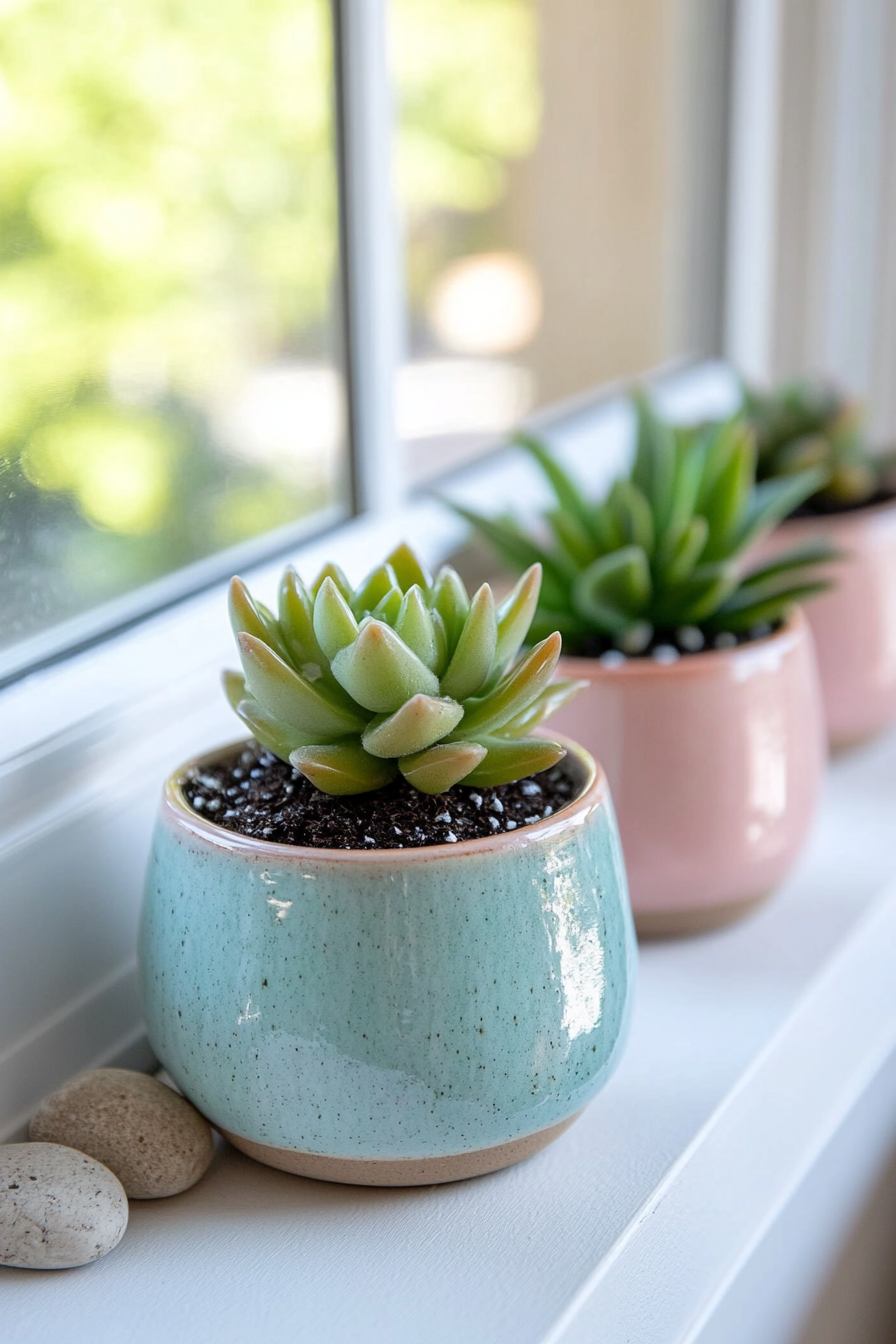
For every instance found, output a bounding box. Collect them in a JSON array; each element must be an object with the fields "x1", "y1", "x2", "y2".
[
  {"x1": 432, "y1": 565, "x2": 471, "y2": 653},
  {"x1": 735, "y1": 467, "x2": 830, "y2": 550},
  {"x1": 310, "y1": 561, "x2": 352, "y2": 602},
  {"x1": 670, "y1": 562, "x2": 740, "y2": 624},
  {"x1": 222, "y1": 669, "x2": 245, "y2": 712},
  {"x1": 739, "y1": 539, "x2": 840, "y2": 589},
  {"x1": 395, "y1": 585, "x2": 440, "y2": 670},
  {"x1": 660, "y1": 516, "x2": 709, "y2": 587},
  {"x1": 514, "y1": 431, "x2": 594, "y2": 534},
  {"x1": 312, "y1": 576, "x2": 360, "y2": 661},
  {"x1": 229, "y1": 578, "x2": 292, "y2": 665},
  {"x1": 501, "y1": 678, "x2": 588, "y2": 737},
  {"x1": 362, "y1": 694, "x2": 464, "y2": 759},
  {"x1": 278, "y1": 568, "x2": 325, "y2": 668},
  {"x1": 371, "y1": 585, "x2": 403, "y2": 625},
  {"x1": 352, "y1": 563, "x2": 398, "y2": 617},
  {"x1": 699, "y1": 423, "x2": 754, "y2": 559},
  {"x1": 385, "y1": 542, "x2": 432, "y2": 593},
  {"x1": 459, "y1": 632, "x2": 562, "y2": 735},
  {"x1": 448, "y1": 502, "x2": 574, "y2": 593},
  {"x1": 398, "y1": 741, "x2": 487, "y2": 794},
  {"x1": 708, "y1": 583, "x2": 831, "y2": 633},
  {"x1": 492, "y1": 564, "x2": 542, "y2": 679},
  {"x1": 234, "y1": 696, "x2": 324, "y2": 762},
  {"x1": 290, "y1": 741, "x2": 398, "y2": 796},
  {"x1": 605, "y1": 479, "x2": 655, "y2": 553},
  {"x1": 632, "y1": 390, "x2": 676, "y2": 532},
  {"x1": 330, "y1": 620, "x2": 440, "y2": 713},
  {"x1": 572, "y1": 546, "x2": 652, "y2": 632},
  {"x1": 439, "y1": 583, "x2": 497, "y2": 700},
  {"x1": 545, "y1": 508, "x2": 597, "y2": 569},
  {"x1": 462, "y1": 736, "x2": 566, "y2": 788},
  {"x1": 238, "y1": 633, "x2": 367, "y2": 737}
]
